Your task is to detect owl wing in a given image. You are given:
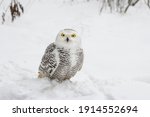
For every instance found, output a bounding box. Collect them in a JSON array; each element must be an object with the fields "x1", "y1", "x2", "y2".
[
  {"x1": 78, "y1": 48, "x2": 84, "y2": 71},
  {"x1": 38, "y1": 43, "x2": 58, "y2": 77}
]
